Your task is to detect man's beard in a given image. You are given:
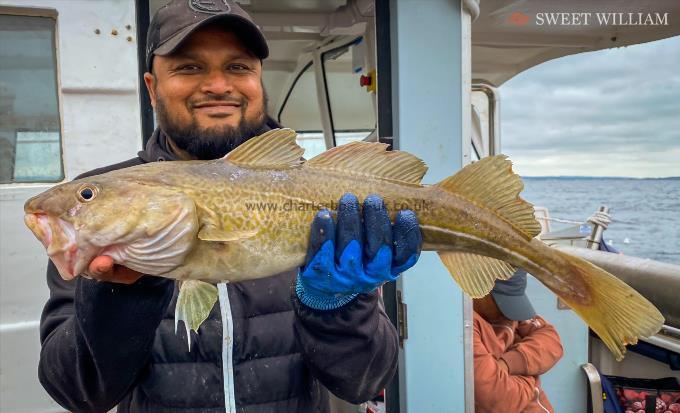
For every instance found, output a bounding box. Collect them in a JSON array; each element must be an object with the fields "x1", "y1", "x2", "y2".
[{"x1": 155, "y1": 93, "x2": 269, "y2": 160}]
